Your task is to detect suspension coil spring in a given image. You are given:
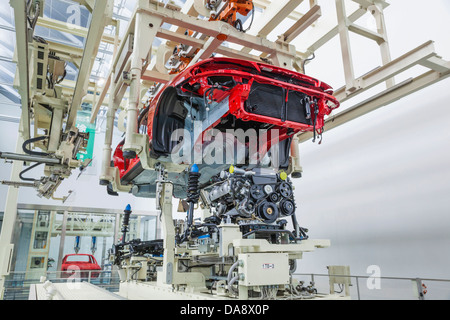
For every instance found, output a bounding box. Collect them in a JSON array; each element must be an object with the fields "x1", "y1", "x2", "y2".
[{"x1": 187, "y1": 167, "x2": 201, "y2": 204}]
